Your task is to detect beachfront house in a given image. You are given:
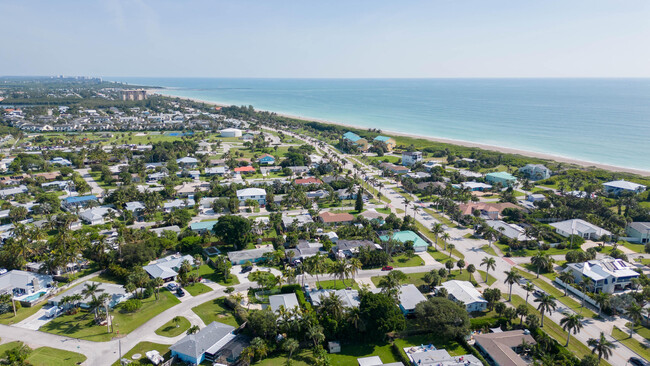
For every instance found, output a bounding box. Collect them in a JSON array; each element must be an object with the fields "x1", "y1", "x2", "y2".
[
  {"x1": 549, "y1": 219, "x2": 611, "y2": 240},
  {"x1": 436, "y1": 280, "x2": 488, "y2": 312},
  {"x1": 519, "y1": 164, "x2": 551, "y2": 180},
  {"x1": 402, "y1": 151, "x2": 423, "y2": 166},
  {"x1": 372, "y1": 135, "x2": 396, "y2": 151},
  {"x1": 342, "y1": 132, "x2": 369, "y2": 150},
  {"x1": 602, "y1": 180, "x2": 646, "y2": 195},
  {"x1": 485, "y1": 171, "x2": 517, "y2": 187}
]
